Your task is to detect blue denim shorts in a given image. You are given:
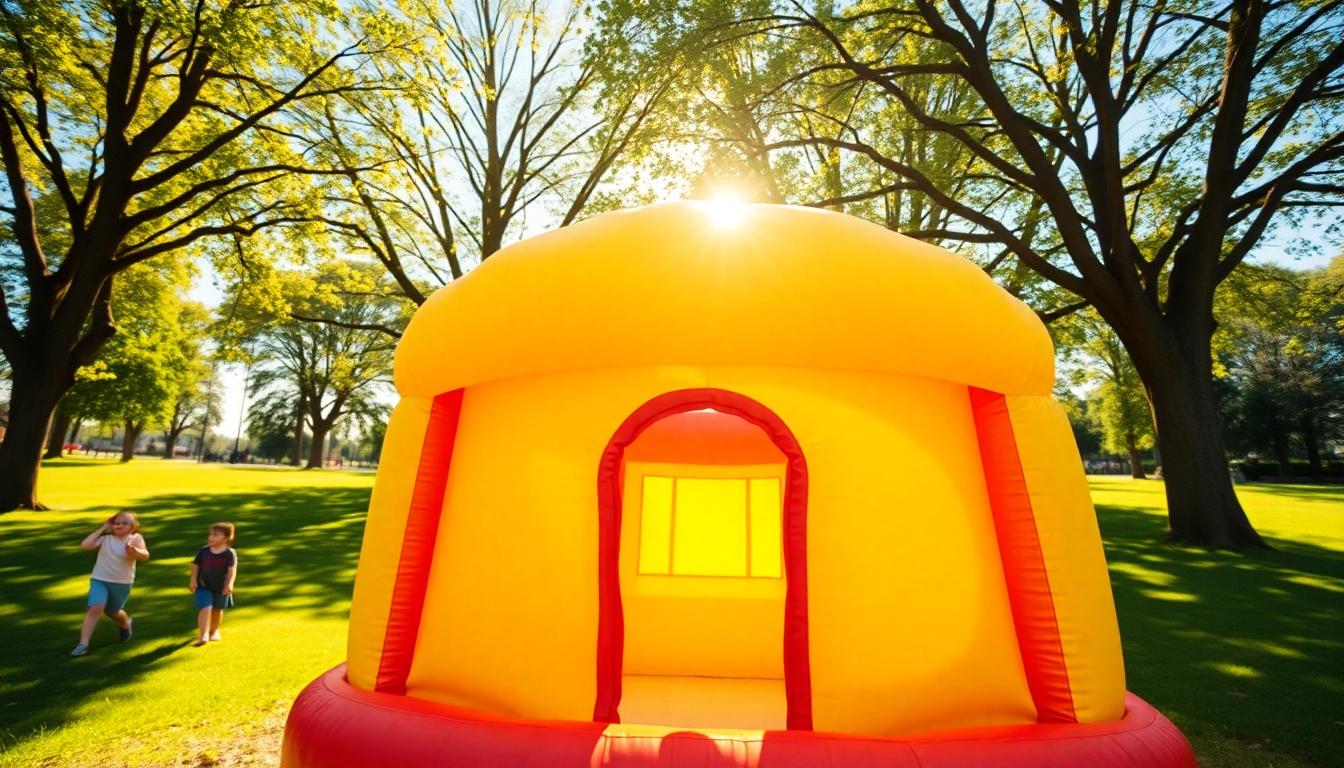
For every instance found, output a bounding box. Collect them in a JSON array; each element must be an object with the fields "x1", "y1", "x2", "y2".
[
  {"x1": 88, "y1": 578, "x2": 132, "y2": 613},
  {"x1": 194, "y1": 588, "x2": 234, "y2": 611}
]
